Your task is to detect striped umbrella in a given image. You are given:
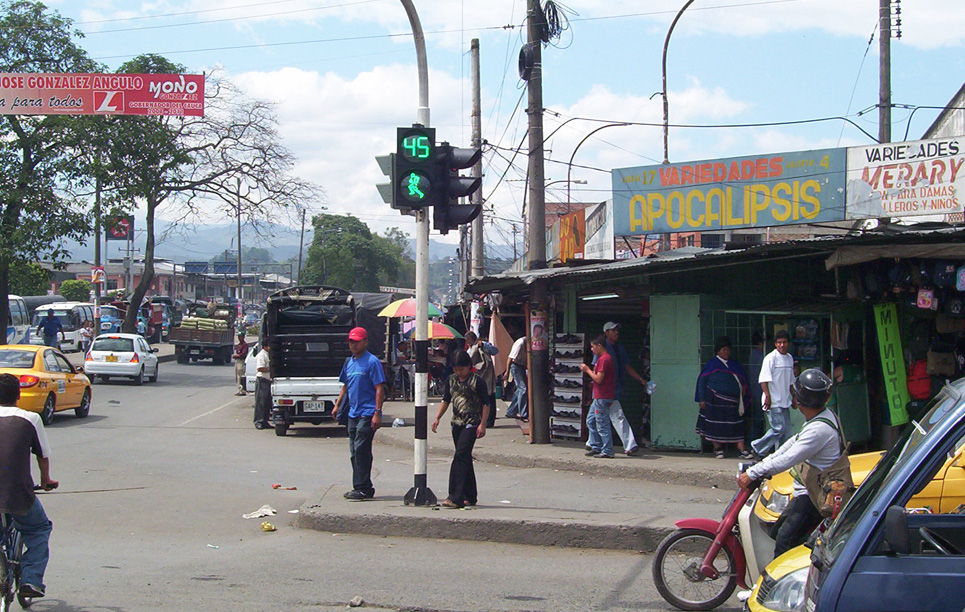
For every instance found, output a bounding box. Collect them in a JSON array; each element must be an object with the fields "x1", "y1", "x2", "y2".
[{"x1": 377, "y1": 298, "x2": 443, "y2": 318}]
